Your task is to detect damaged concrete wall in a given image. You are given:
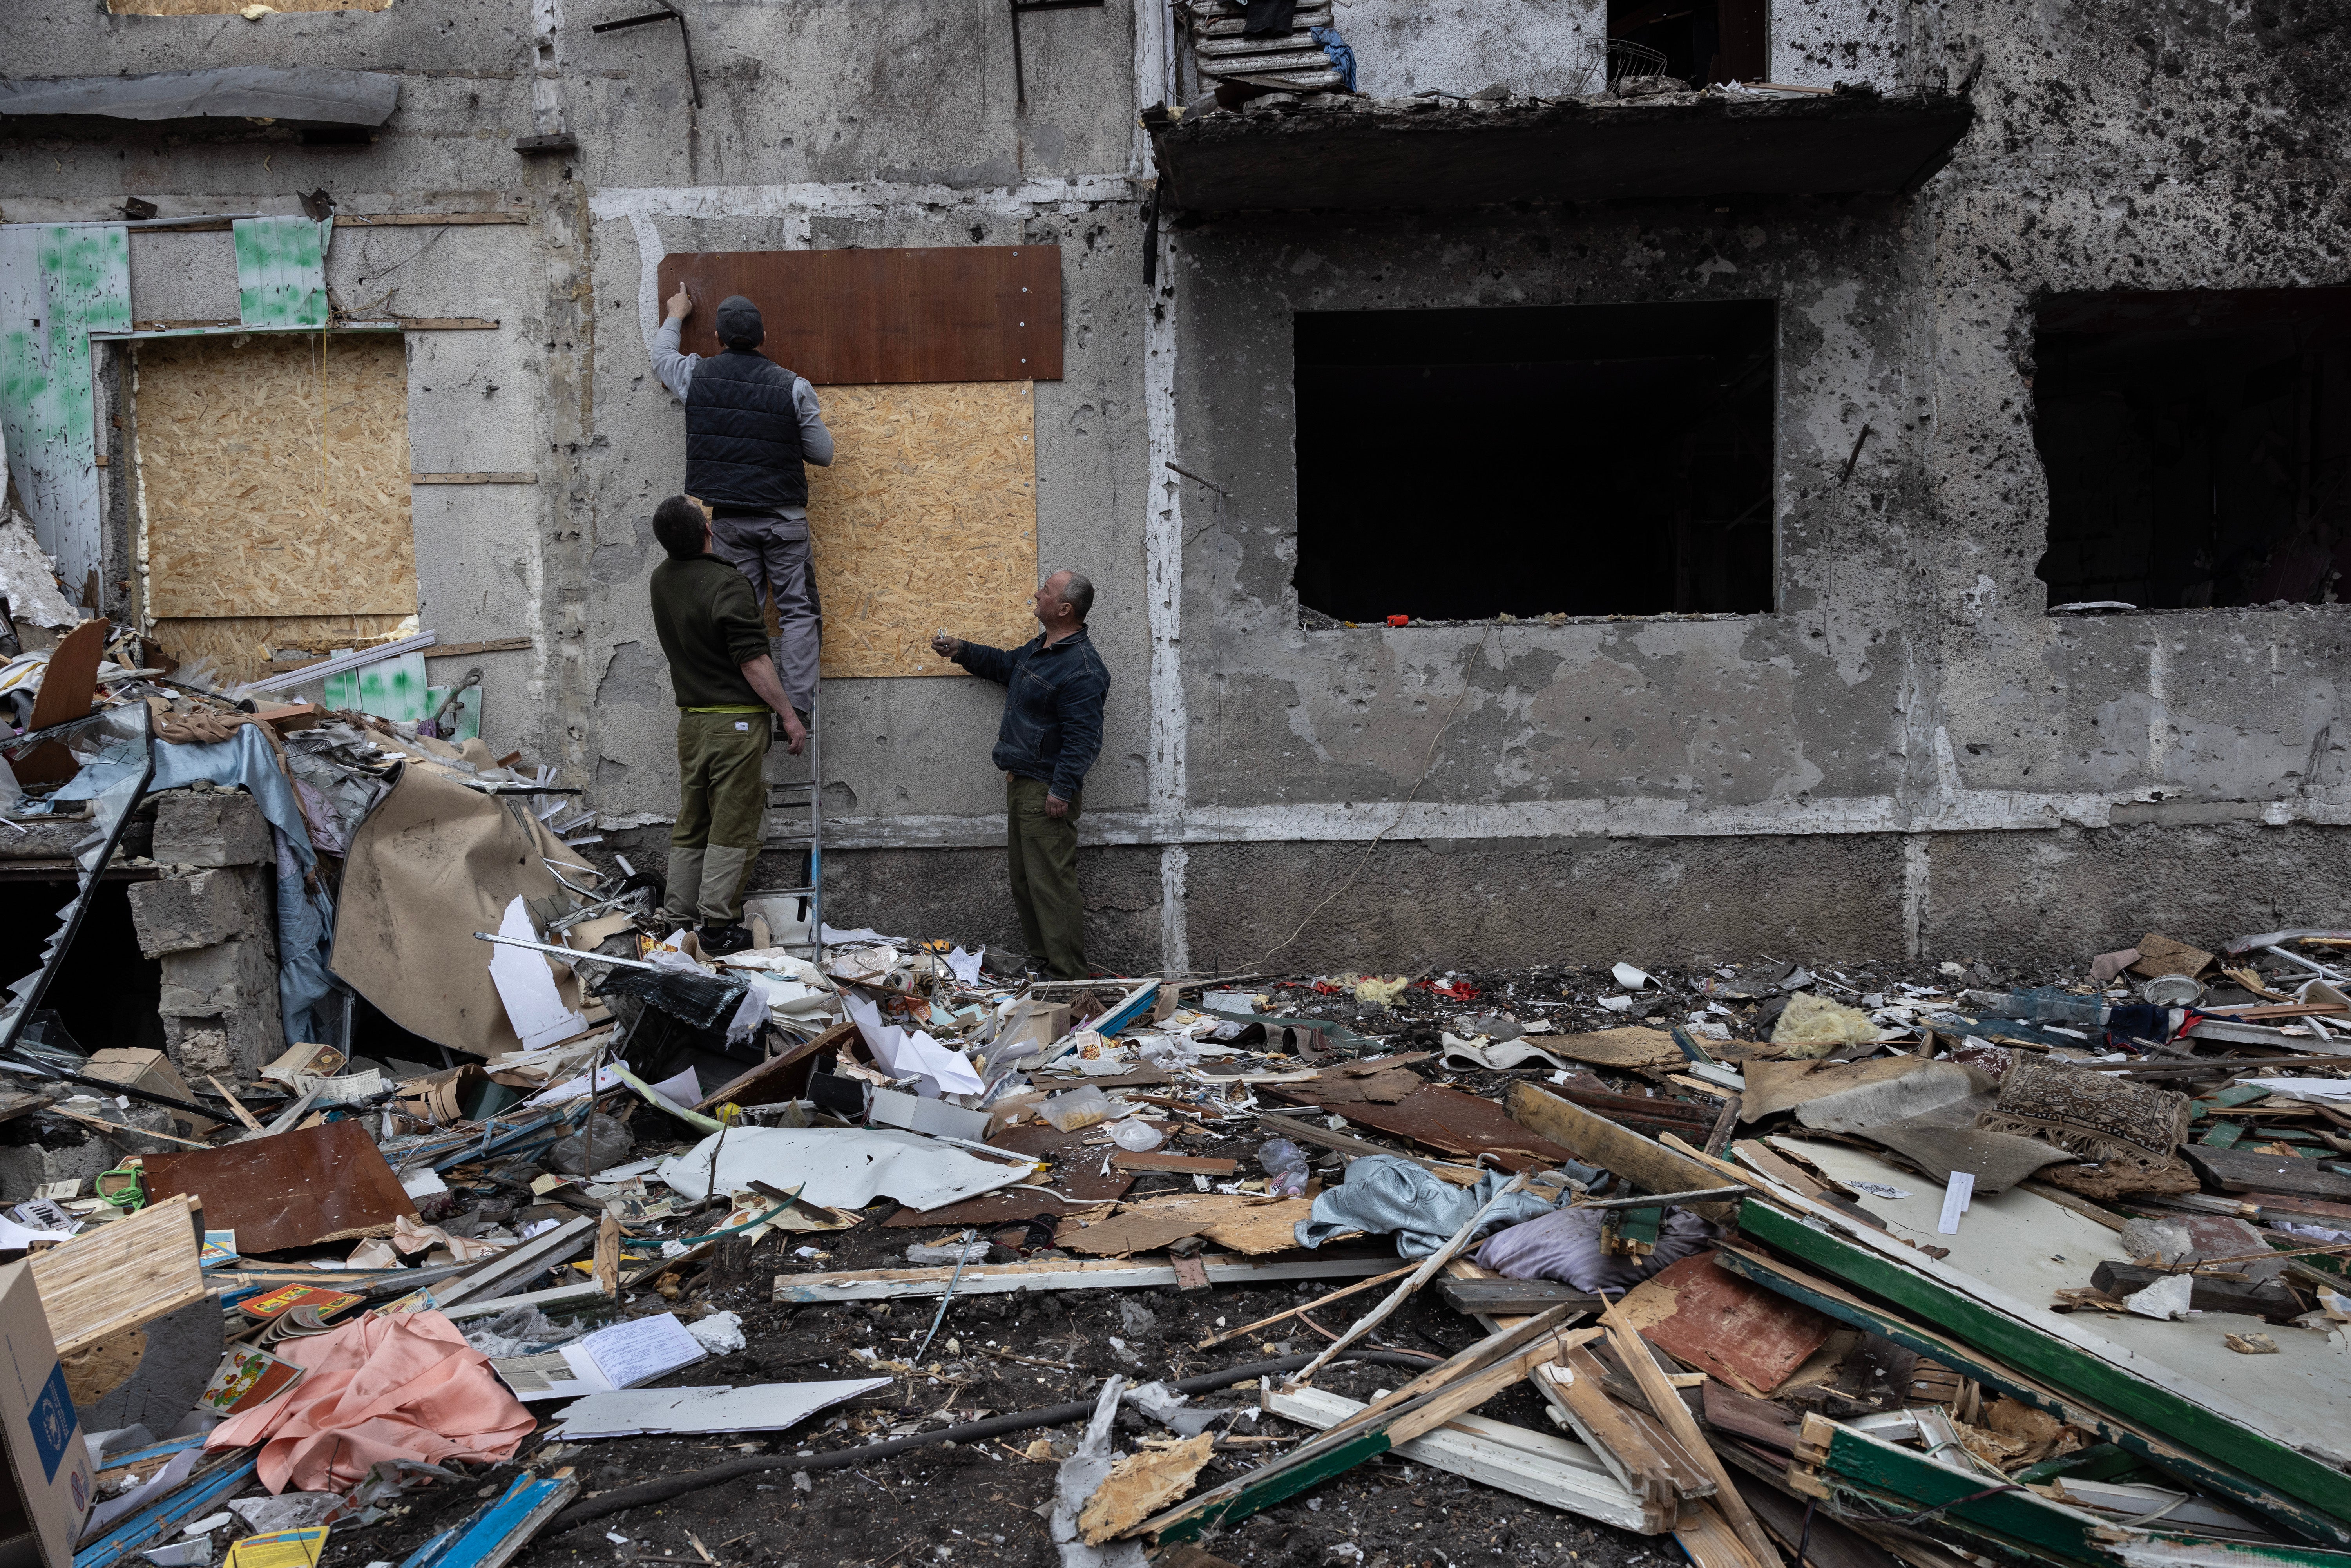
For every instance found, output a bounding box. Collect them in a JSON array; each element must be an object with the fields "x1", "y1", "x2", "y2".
[{"x1": 5, "y1": 0, "x2": 2347, "y2": 979}]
